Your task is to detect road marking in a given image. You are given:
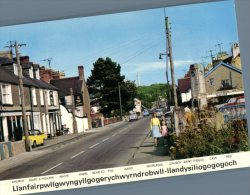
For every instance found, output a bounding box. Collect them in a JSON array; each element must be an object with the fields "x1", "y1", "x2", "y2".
[
  {"x1": 70, "y1": 151, "x2": 85, "y2": 159},
  {"x1": 102, "y1": 137, "x2": 110, "y2": 142},
  {"x1": 89, "y1": 143, "x2": 100, "y2": 149},
  {"x1": 41, "y1": 162, "x2": 63, "y2": 175},
  {"x1": 112, "y1": 134, "x2": 117, "y2": 137}
]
